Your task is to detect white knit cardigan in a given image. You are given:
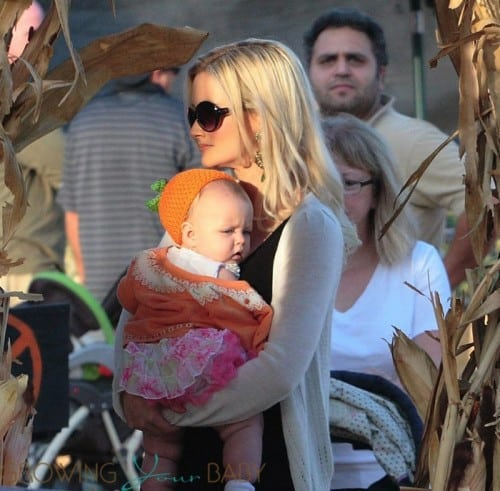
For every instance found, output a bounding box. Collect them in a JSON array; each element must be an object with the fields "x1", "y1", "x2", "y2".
[{"x1": 113, "y1": 194, "x2": 344, "y2": 491}]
